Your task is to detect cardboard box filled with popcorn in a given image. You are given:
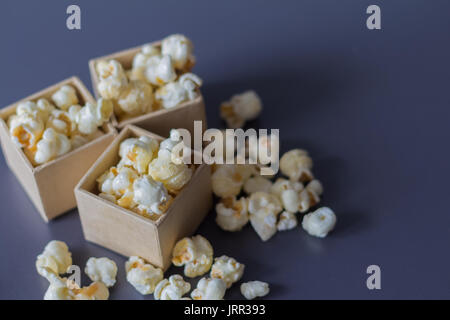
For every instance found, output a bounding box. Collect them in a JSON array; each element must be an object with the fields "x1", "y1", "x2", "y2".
[
  {"x1": 0, "y1": 77, "x2": 116, "y2": 222},
  {"x1": 88, "y1": 34, "x2": 207, "y2": 138},
  {"x1": 74, "y1": 125, "x2": 213, "y2": 270}
]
